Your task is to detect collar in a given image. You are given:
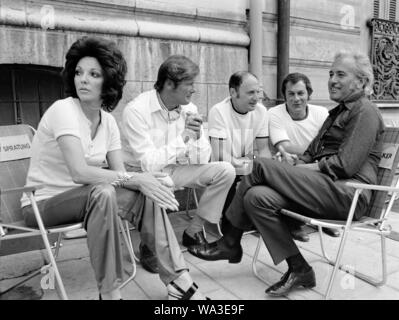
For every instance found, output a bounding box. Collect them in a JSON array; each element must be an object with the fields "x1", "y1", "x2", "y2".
[
  {"x1": 73, "y1": 97, "x2": 102, "y2": 126},
  {"x1": 147, "y1": 90, "x2": 163, "y2": 114},
  {"x1": 337, "y1": 91, "x2": 366, "y2": 111},
  {"x1": 285, "y1": 103, "x2": 308, "y2": 121},
  {"x1": 155, "y1": 90, "x2": 182, "y2": 121},
  {"x1": 230, "y1": 98, "x2": 249, "y2": 115},
  {"x1": 343, "y1": 92, "x2": 366, "y2": 110}
]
